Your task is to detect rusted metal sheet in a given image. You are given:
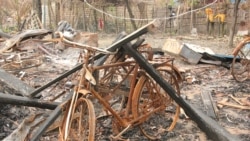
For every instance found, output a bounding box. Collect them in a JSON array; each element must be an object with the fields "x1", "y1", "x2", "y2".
[{"x1": 179, "y1": 44, "x2": 202, "y2": 64}]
